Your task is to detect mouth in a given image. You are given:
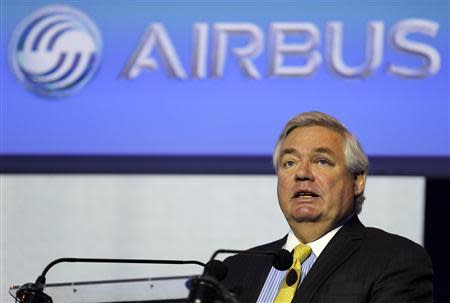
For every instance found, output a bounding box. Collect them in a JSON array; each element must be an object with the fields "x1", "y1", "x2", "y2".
[{"x1": 291, "y1": 191, "x2": 319, "y2": 199}]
